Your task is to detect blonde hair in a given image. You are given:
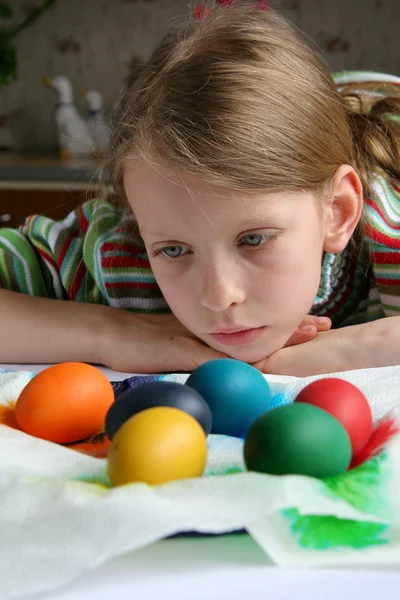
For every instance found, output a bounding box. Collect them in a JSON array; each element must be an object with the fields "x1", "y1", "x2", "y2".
[{"x1": 104, "y1": 3, "x2": 400, "y2": 210}]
